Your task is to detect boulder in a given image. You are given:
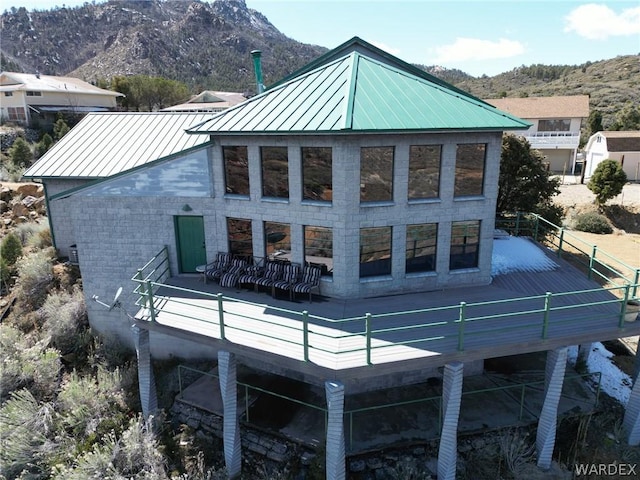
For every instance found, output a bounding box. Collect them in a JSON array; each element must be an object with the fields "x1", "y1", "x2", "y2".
[
  {"x1": 16, "y1": 183, "x2": 42, "y2": 198},
  {"x1": 12, "y1": 203, "x2": 28, "y2": 217},
  {"x1": 0, "y1": 186, "x2": 10, "y2": 202},
  {"x1": 21, "y1": 195, "x2": 38, "y2": 208}
]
